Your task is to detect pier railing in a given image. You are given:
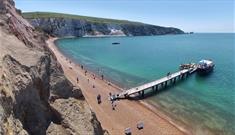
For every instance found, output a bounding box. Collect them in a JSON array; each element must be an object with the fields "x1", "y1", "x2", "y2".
[{"x1": 115, "y1": 65, "x2": 197, "y2": 99}]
